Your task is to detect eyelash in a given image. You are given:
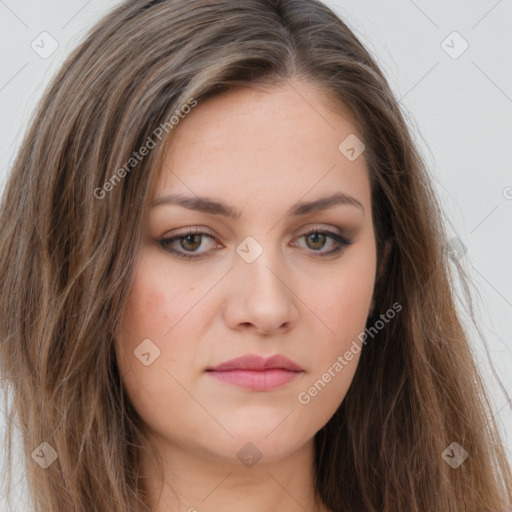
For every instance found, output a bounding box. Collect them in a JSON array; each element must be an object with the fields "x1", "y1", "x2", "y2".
[{"x1": 159, "y1": 226, "x2": 354, "y2": 260}]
